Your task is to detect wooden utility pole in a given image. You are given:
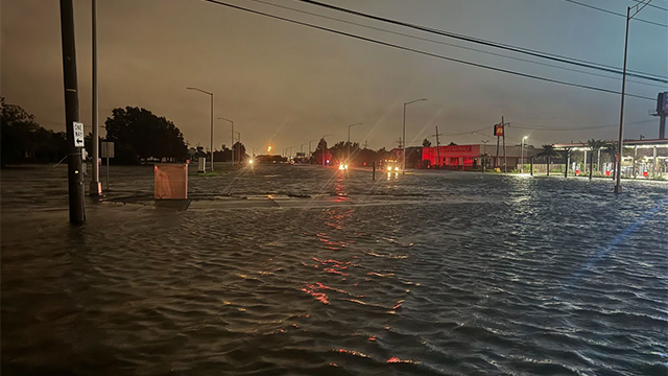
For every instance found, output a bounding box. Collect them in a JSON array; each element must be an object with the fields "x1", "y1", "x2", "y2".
[
  {"x1": 433, "y1": 126, "x2": 442, "y2": 168},
  {"x1": 502, "y1": 116, "x2": 507, "y2": 173},
  {"x1": 60, "y1": 0, "x2": 86, "y2": 223}
]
